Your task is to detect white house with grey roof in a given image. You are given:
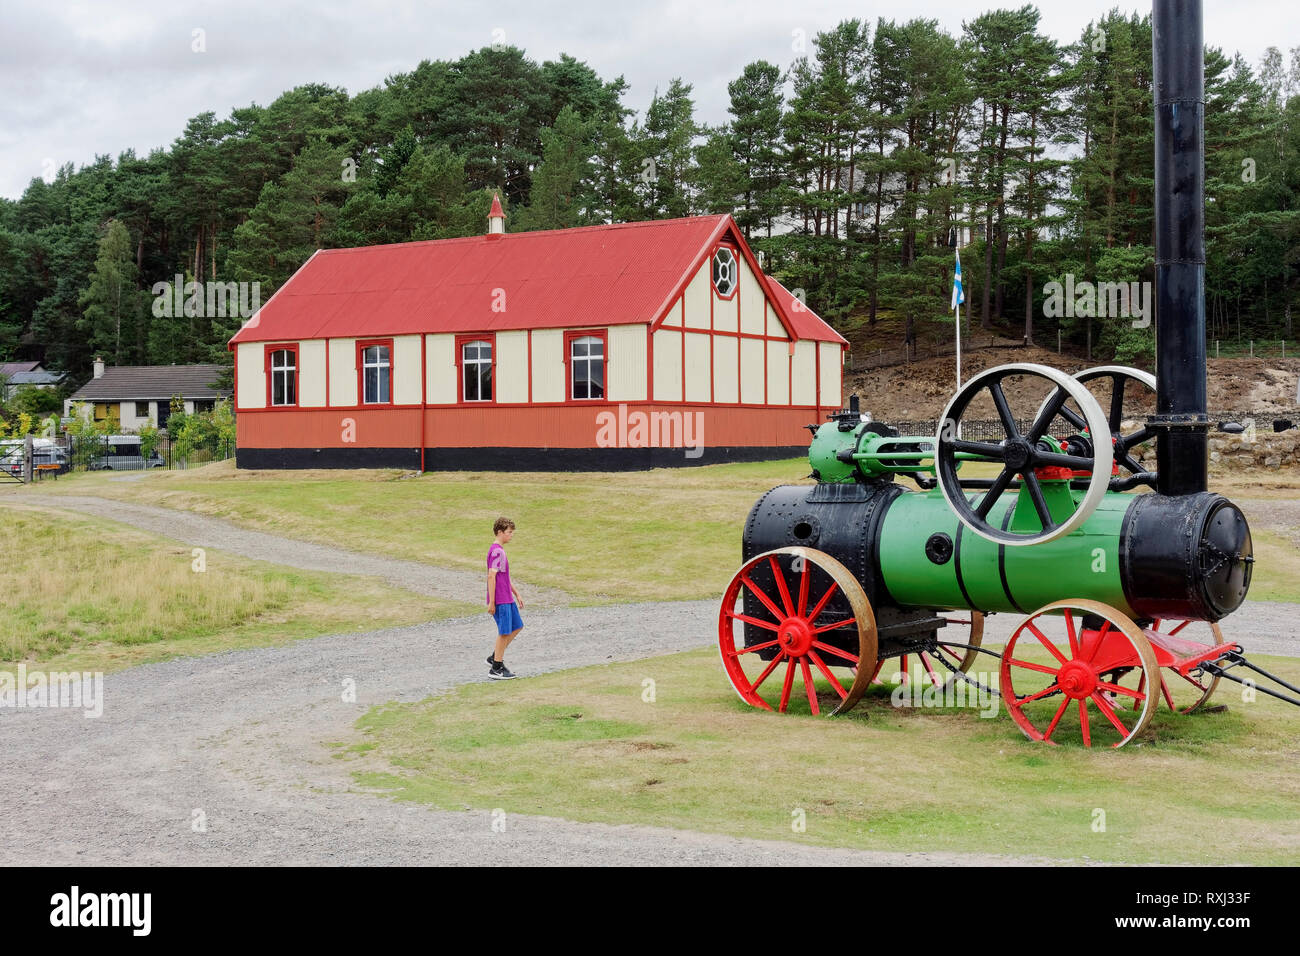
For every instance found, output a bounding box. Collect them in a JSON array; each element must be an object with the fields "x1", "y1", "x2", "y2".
[
  {"x1": 1, "y1": 361, "x2": 67, "y2": 400},
  {"x1": 64, "y1": 358, "x2": 231, "y2": 431}
]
